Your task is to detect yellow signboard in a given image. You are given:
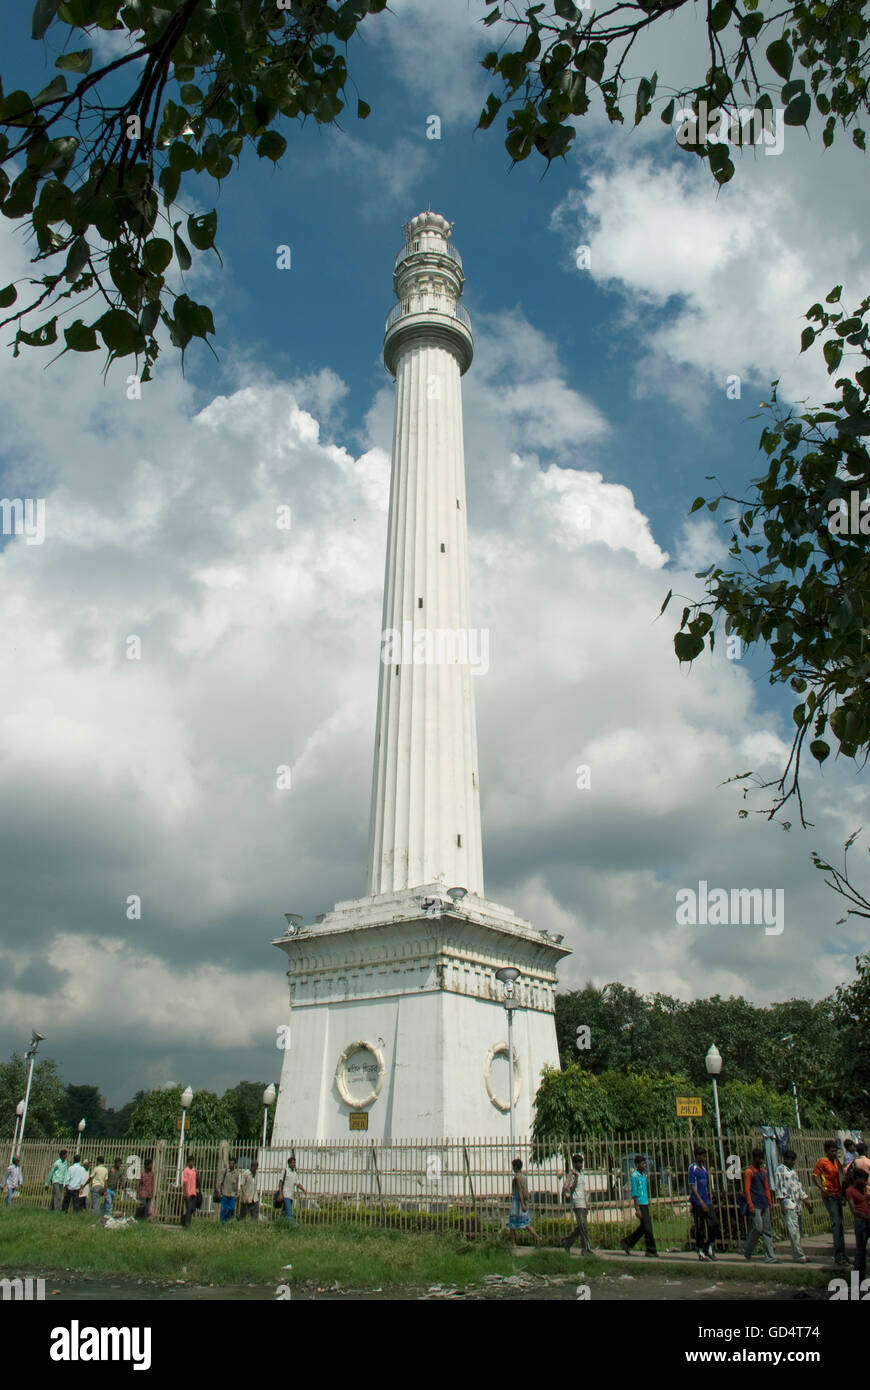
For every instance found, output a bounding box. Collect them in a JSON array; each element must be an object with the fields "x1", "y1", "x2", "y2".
[
  {"x1": 349, "y1": 1112, "x2": 368, "y2": 1131},
  {"x1": 676, "y1": 1097, "x2": 703, "y2": 1117}
]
